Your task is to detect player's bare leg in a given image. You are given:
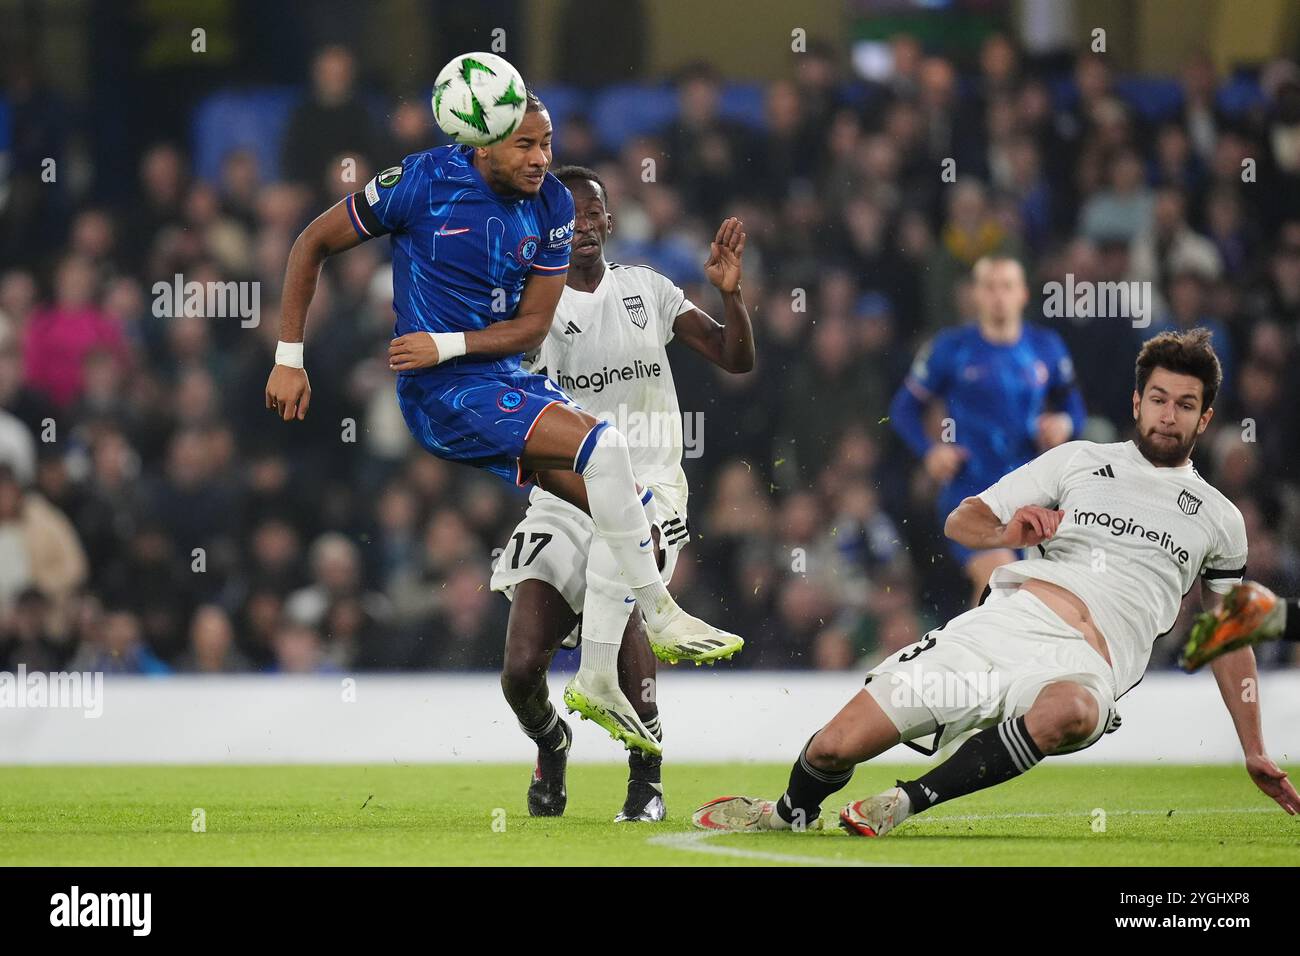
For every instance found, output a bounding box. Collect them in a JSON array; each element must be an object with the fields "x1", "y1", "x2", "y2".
[
  {"x1": 839, "y1": 681, "x2": 1097, "y2": 837},
  {"x1": 964, "y1": 549, "x2": 1016, "y2": 609},
  {"x1": 523, "y1": 403, "x2": 743, "y2": 671},
  {"x1": 501, "y1": 579, "x2": 577, "y2": 816},
  {"x1": 693, "y1": 690, "x2": 899, "y2": 832}
]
